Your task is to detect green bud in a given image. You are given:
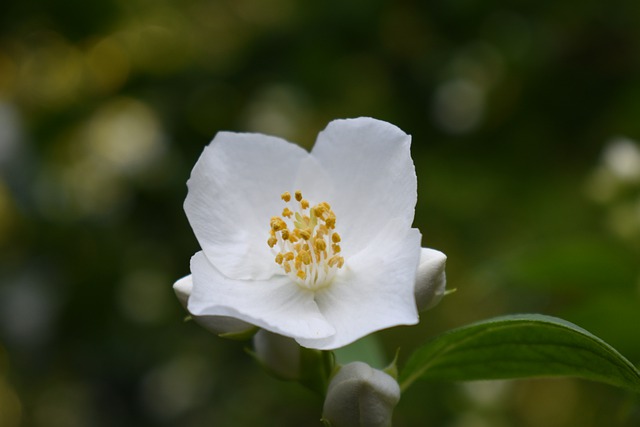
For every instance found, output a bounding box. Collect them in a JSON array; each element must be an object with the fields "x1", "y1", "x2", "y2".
[
  {"x1": 322, "y1": 362, "x2": 400, "y2": 427},
  {"x1": 252, "y1": 330, "x2": 334, "y2": 395},
  {"x1": 253, "y1": 330, "x2": 301, "y2": 380}
]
